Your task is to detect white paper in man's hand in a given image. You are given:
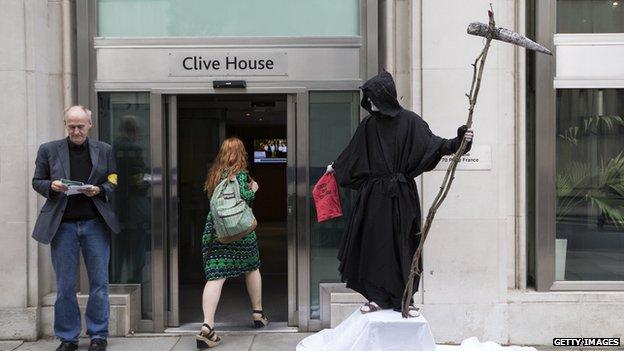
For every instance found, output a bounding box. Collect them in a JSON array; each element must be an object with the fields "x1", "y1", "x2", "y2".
[{"x1": 65, "y1": 185, "x2": 94, "y2": 196}]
